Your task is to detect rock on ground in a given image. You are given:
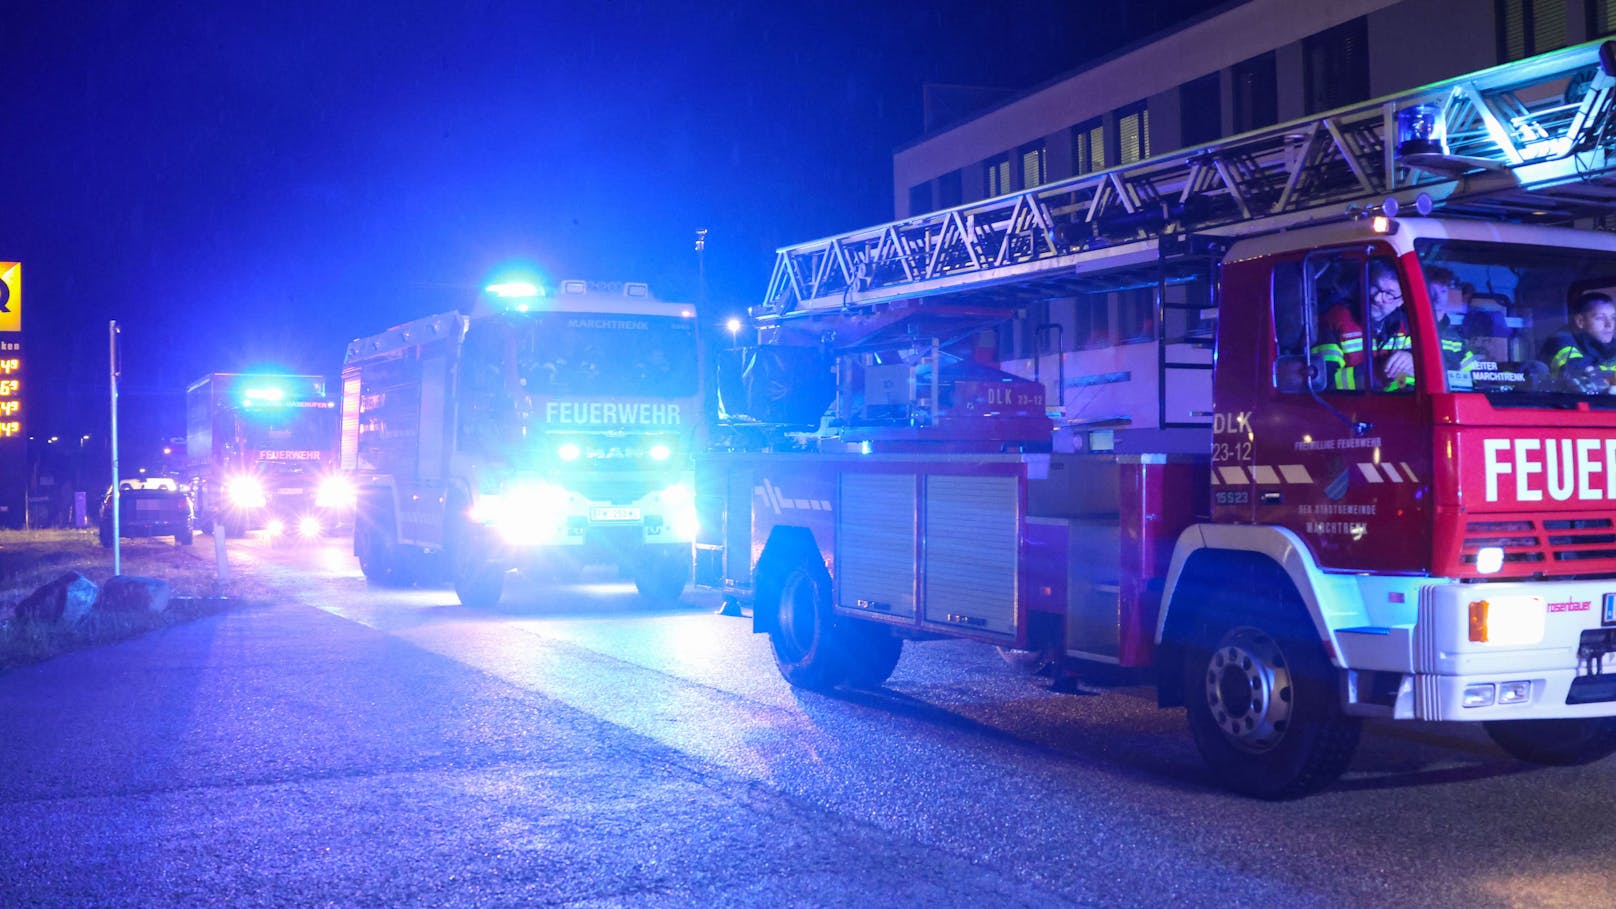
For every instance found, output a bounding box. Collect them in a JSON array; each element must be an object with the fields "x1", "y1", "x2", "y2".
[
  {"x1": 95, "y1": 576, "x2": 173, "y2": 614},
  {"x1": 15, "y1": 572, "x2": 101, "y2": 625}
]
